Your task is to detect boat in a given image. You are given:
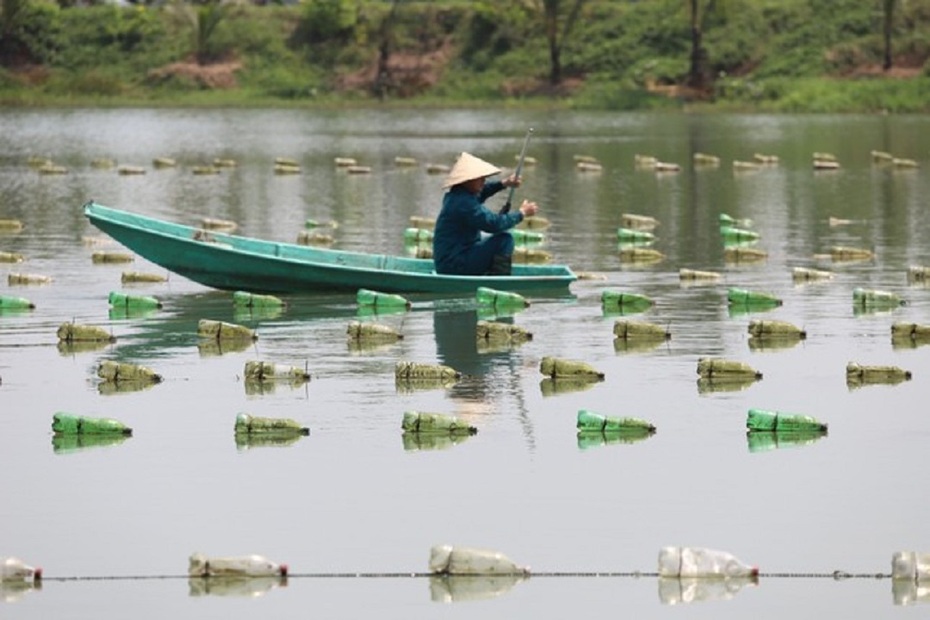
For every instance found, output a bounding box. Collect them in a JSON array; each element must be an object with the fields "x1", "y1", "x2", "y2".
[{"x1": 83, "y1": 202, "x2": 576, "y2": 295}]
